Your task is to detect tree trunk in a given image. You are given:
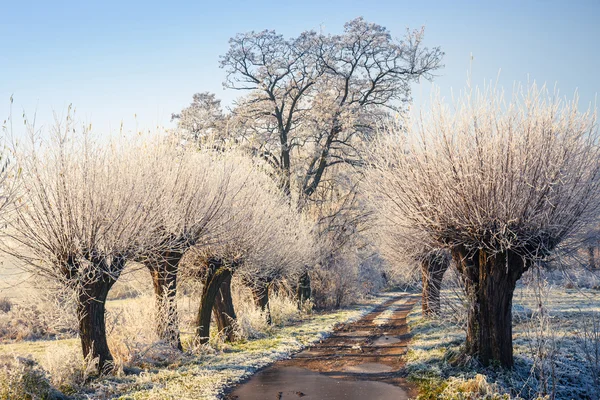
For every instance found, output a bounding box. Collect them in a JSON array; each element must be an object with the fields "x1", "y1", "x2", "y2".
[
  {"x1": 421, "y1": 253, "x2": 449, "y2": 316},
  {"x1": 278, "y1": 126, "x2": 292, "y2": 198},
  {"x1": 213, "y1": 273, "x2": 237, "y2": 342},
  {"x1": 252, "y1": 282, "x2": 272, "y2": 325},
  {"x1": 453, "y1": 246, "x2": 527, "y2": 367},
  {"x1": 296, "y1": 271, "x2": 311, "y2": 309},
  {"x1": 196, "y1": 260, "x2": 231, "y2": 344},
  {"x1": 77, "y1": 276, "x2": 117, "y2": 374},
  {"x1": 589, "y1": 246, "x2": 596, "y2": 270},
  {"x1": 146, "y1": 251, "x2": 184, "y2": 350}
]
